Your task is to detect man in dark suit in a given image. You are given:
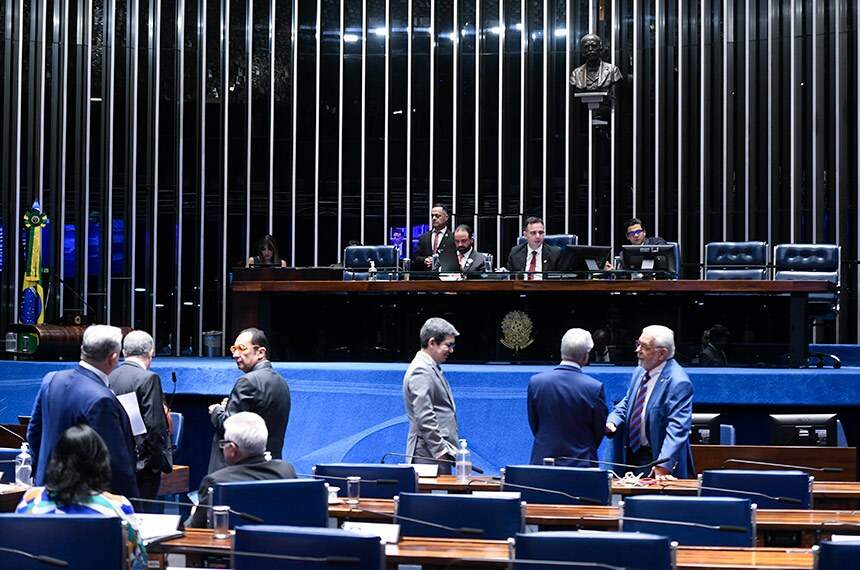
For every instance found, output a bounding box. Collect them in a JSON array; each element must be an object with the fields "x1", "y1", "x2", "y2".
[
  {"x1": 447, "y1": 224, "x2": 491, "y2": 273},
  {"x1": 186, "y1": 412, "x2": 296, "y2": 528},
  {"x1": 208, "y1": 328, "x2": 291, "y2": 473},
  {"x1": 606, "y1": 325, "x2": 694, "y2": 479},
  {"x1": 528, "y1": 328, "x2": 607, "y2": 466},
  {"x1": 414, "y1": 204, "x2": 453, "y2": 269},
  {"x1": 606, "y1": 217, "x2": 668, "y2": 269},
  {"x1": 109, "y1": 330, "x2": 173, "y2": 502},
  {"x1": 27, "y1": 325, "x2": 139, "y2": 497},
  {"x1": 506, "y1": 216, "x2": 562, "y2": 278}
]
